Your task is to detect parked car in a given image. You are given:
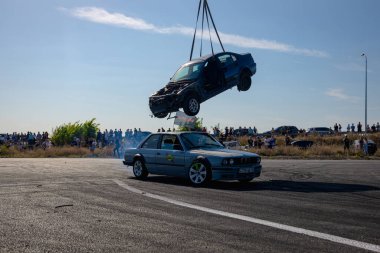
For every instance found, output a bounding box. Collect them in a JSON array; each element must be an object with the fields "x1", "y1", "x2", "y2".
[
  {"x1": 123, "y1": 132, "x2": 262, "y2": 185},
  {"x1": 306, "y1": 127, "x2": 333, "y2": 136},
  {"x1": 261, "y1": 126, "x2": 299, "y2": 137},
  {"x1": 353, "y1": 139, "x2": 378, "y2": 155},
  {"x1": 149, "y1": 52, "x2": 256, "y2": 118},
  {"x1": 291, "y1": 140, "x2": 314, "y2": 149}
]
